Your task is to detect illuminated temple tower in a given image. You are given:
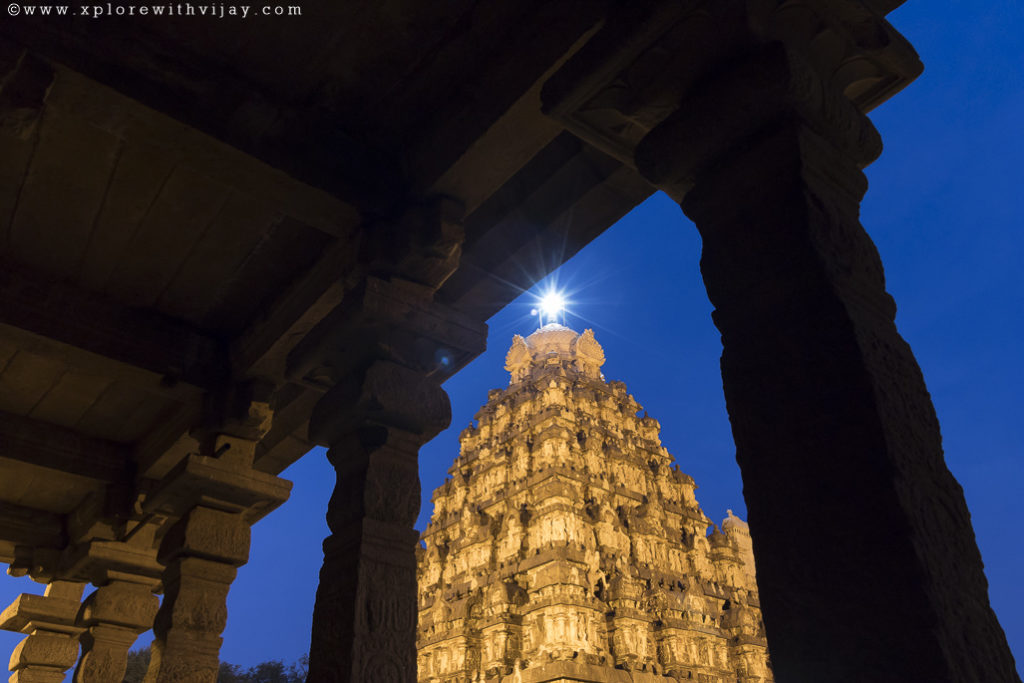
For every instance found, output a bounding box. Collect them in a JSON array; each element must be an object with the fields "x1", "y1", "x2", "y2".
[{"x1": 417, "y1": 324, "x2": 772, "y2": 682}]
